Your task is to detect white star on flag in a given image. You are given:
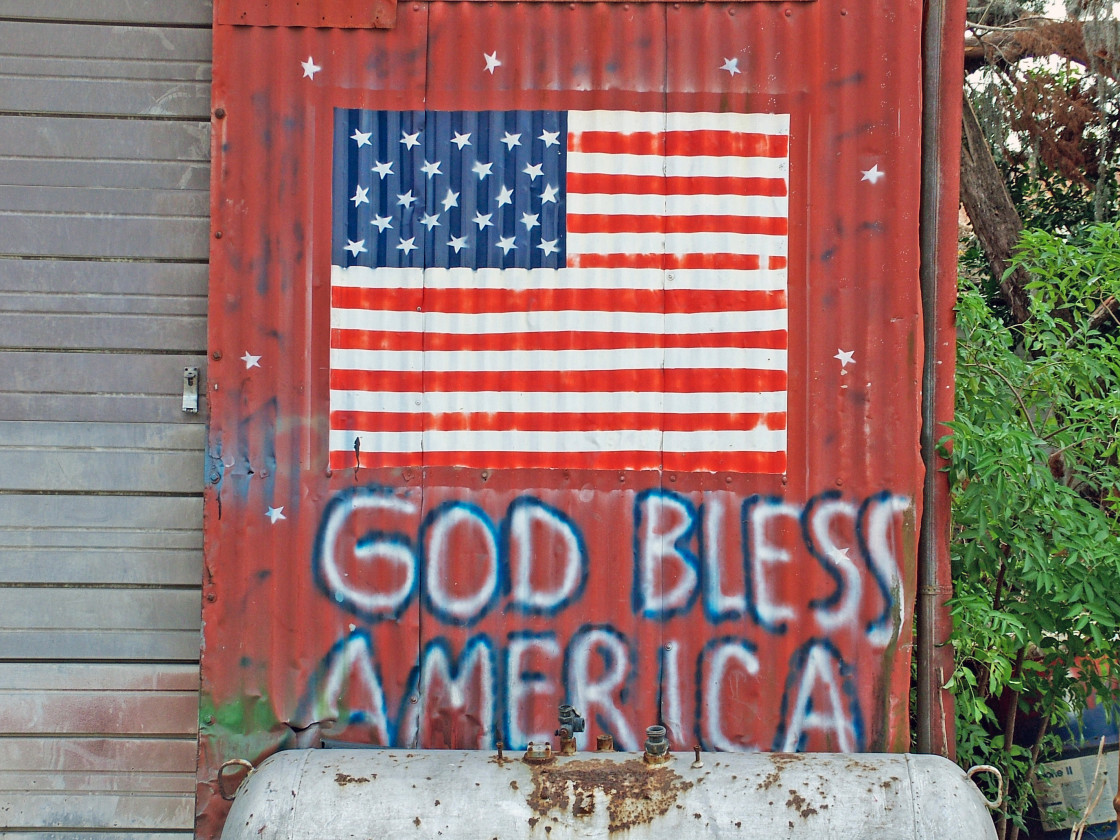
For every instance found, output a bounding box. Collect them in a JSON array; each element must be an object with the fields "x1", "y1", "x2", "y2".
[
  {"x1": 521, "y1": 212, "x2": 540, "y2": 231},
  {"x1": 500, "y1": 132, "x2": 522, "y2": 149},
  {"x1": 473, "y1": 211, "x2": 493, "y2": 229},
  {"x1": 397, "y1": 237, "x2": 417, "y2": 254},
  {"x1": 397, "y1": 190, "x2": 417, "y2": 208},
  {"x1": 448, "y1": 234, "x2": 469, "y2": 252},
  {"x1": 861, "y1": 164, "x2": 885, "y2": 184},
  {"x1": 351, "y1": 129, "x2": 372, "y2": 147},
  {"x1": 834, "y1": 349, "x2": 856, "y2": 368},
  {"x1": 721, "y1": 57, "x2": 741, "y2": 76},
  {"x1": 496, "y1": 236, "x2": 517, "y2": 255},
  {"x1": 523, "y1": 162, "x2": 544, "y2": 181},
  {"x1": 421, "y1": 160, "x2": 442, "y2": 178},
  {"x1": 419, "y1": 212, "x2": 441, "y2": 230},
  {"x1": 345, "y1": 239, "x2": 367, "y2": 256},
  {"x1": 537, "y1": 238, "x2": 558, "y2": 256},
  {"x1": 371, "y1": 215, "x2": 392, "y2": 232},
  {"x1": 400, "y1": 130, "x2": 421, "y2": 149},
  {"x1": 495, "y1": 185, "x2": 514, "y2": 207},
  {"x1": 451, "y1": 132, "x2": 472, "y2": 149},
  {"x1": 539, "y1": 129, "x2": 560, "y2": 148},
  {"x1": 300, "y1": 56, "x2": 321, "y2": 79},
  {"x1": 372, "y1": 160, "x2": 394, "y2": 178},
  {"x1": 241, "y1": 352, "x2": 261, "y2": 369},
  {"x1": 484, "y1": 51, "x2": 502, "y2": 74},
  {"x1": 472, "y1": 160, "x2": 493, "y2": 179},
  {"x1": 351, "y1": 185, "x2": 369, "y2": 207},
  {"x1": 266, "y1": 506, "x2": 286, "y2": 524},
  {"x1": 441, "y1": 189, "x2": 459, "y2": 211},
  {"x1": 540, "y1": 183, "x2": 559, "y2": 203}
]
